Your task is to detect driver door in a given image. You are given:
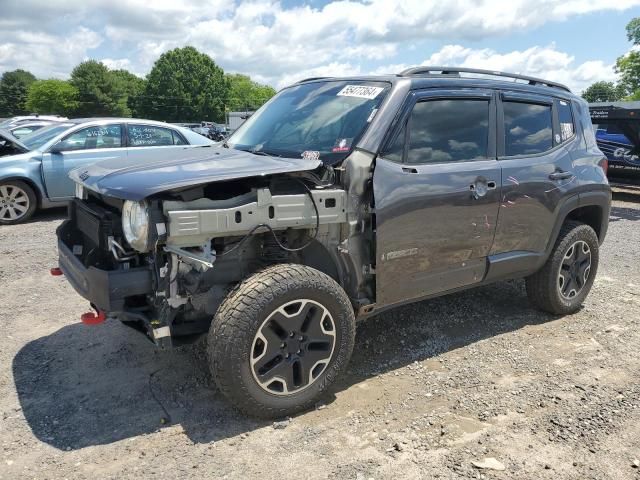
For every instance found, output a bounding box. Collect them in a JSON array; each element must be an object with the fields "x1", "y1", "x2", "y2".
[
  {"x1": 373, "y1": 90, "x2": 501, "y2": 306},
  {"x1": 41, "y1": 124, "x2": 124, "y2": 199}
]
